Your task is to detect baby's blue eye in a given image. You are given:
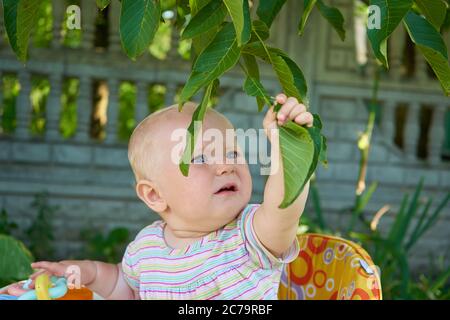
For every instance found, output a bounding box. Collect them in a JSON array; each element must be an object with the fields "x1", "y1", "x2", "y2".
[
  {"x1": 226, "y1": 151, "x2": 240, "y2": 159},
  {"x1": 191, "y1": 154, "x2": 207, "y2": 164}
]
